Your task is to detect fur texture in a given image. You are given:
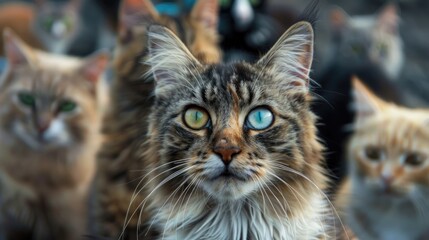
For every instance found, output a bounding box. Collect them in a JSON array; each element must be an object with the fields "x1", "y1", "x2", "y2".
[
  {"x1": 137, "y1": 22, "x2": 329, "y2": 239},
  {"x1": 0, "y1": 30, "x2": 107, "y2": 240},
  {"x1": 94, "y1": 0, "x2": 221, "y2": 238},
  {"x1": 335, "y1": 78, "x2": 429, "y2": 240}
]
